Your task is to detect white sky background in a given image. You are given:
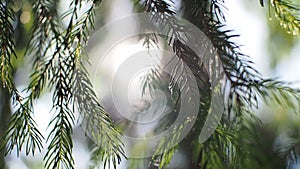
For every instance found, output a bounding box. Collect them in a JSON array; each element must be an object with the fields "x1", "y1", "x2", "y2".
[
  {"x1": 224, "y1": 0, "x2": 300, "y2": 88},
  {"x1": 8, "y1": 0, "x2": 300, "y2": 168},
  {"x1": 224, "y1": 0, "x2": 270, "y2": 75}
]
